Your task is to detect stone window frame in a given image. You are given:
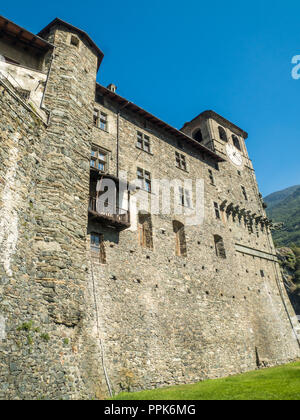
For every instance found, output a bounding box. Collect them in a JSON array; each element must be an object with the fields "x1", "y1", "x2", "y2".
[
  {"x1": 93, "y1": 108, "x2": 108, "y2": 131},
  {"x1": 136, "y1": 131, "x2": 151, "y2": 153},
  {"x1": 90, "y1": 146, "x2": 109, "y2": 173},
  {"x1": 90, "y1": 232, "x2": 106, "y2": 264},
  {"x1": 175, "y1": 151, "x2": 187, "y2": 171},
  {"x1": 70, "y1": 35, "x2": 80, "y2": 48},
  {"x1": 137, "y1": 167, "x2": 152, "y2": 193},
  {"x1": 178, "y1": 187, "x2": 192, "y2": 208},
  {"x1": 214, "y1": 235, "x2": 226, "y2": 259}
]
